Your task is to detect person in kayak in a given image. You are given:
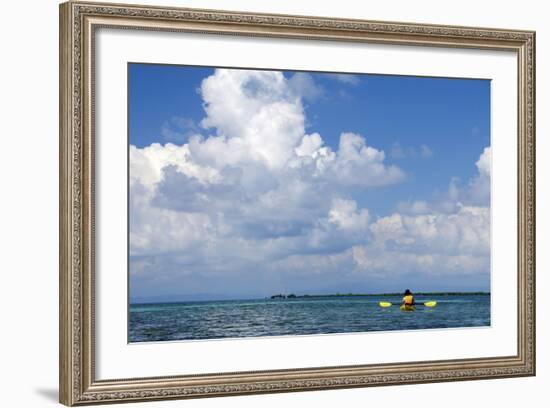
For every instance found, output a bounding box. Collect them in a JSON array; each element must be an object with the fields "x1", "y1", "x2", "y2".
[{"x1": 402, "y1": 289, "x2": 415, "y2": 307}]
